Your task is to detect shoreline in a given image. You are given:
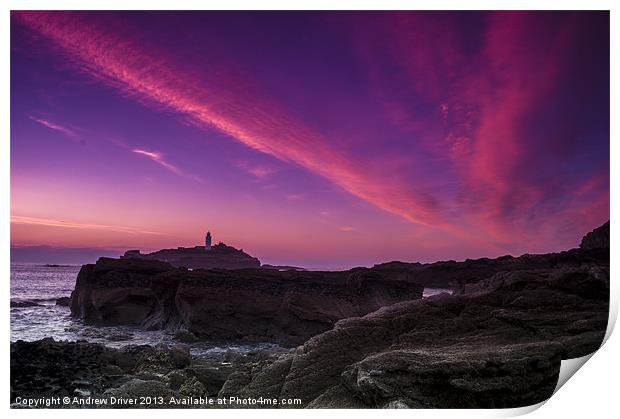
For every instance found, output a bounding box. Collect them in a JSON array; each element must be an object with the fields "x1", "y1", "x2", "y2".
[{"x1": 10, "y1": 222, "x2": 610, "y2": 408}]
